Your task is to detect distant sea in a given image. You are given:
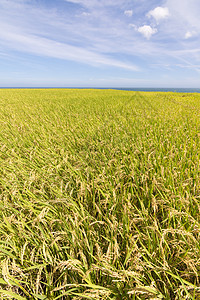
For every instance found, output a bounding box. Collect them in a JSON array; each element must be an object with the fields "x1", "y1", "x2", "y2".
[
  {"x1": 0, "y1": 87, "x2": 200, "y2": 93},
  {"x1": 115, "y1": 88, "x2": 200, "y2": 93}
]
